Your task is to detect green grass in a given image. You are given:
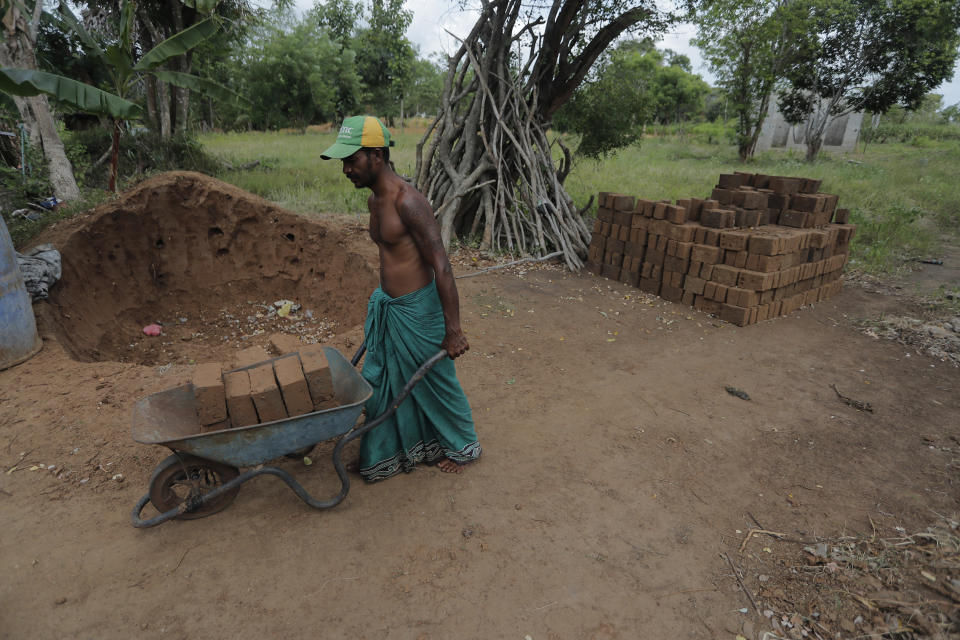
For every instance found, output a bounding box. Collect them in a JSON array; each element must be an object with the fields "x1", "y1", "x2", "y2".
[{"x1": 199, "y1": 129, "x2": 960, "y2": 275}]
